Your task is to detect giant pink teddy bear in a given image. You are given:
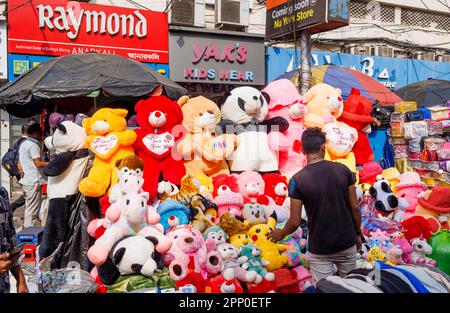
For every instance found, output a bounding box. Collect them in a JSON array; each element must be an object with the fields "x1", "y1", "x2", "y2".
[
  {"x1": 262, "y1": 79, "x2": 307, "y2": 178},
  {"x1": 164, "y1": 225, "x2": 222, "y2": 281},
  {"x1": 87, "y1": 190, "x2": 171, "y2": 265}
]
